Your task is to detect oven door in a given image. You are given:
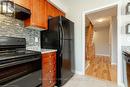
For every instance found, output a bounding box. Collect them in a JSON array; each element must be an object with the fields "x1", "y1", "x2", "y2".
[{"x1": 3, "y1": 70, "x2": 41, "y2": 87}]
